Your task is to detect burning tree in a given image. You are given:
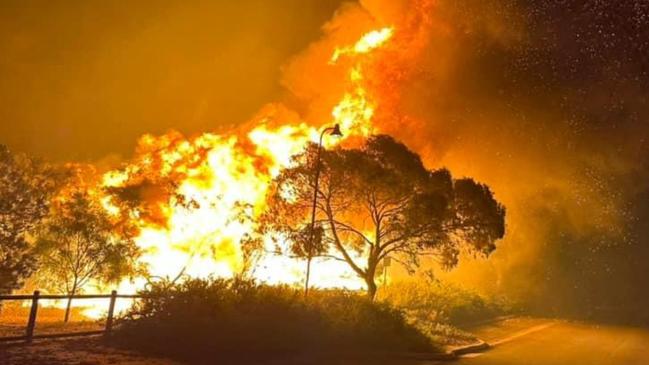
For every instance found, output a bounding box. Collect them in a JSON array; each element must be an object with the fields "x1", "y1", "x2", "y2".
[
  {"x1": 35, "y1": 191, "x2": 142, "y2": 322},
  {"x1": 0, "y1": 145, "x2": 59, "y2": 295},
  {"x1": 261, "y1": 135, "x2": 505, "y2": 299}
]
